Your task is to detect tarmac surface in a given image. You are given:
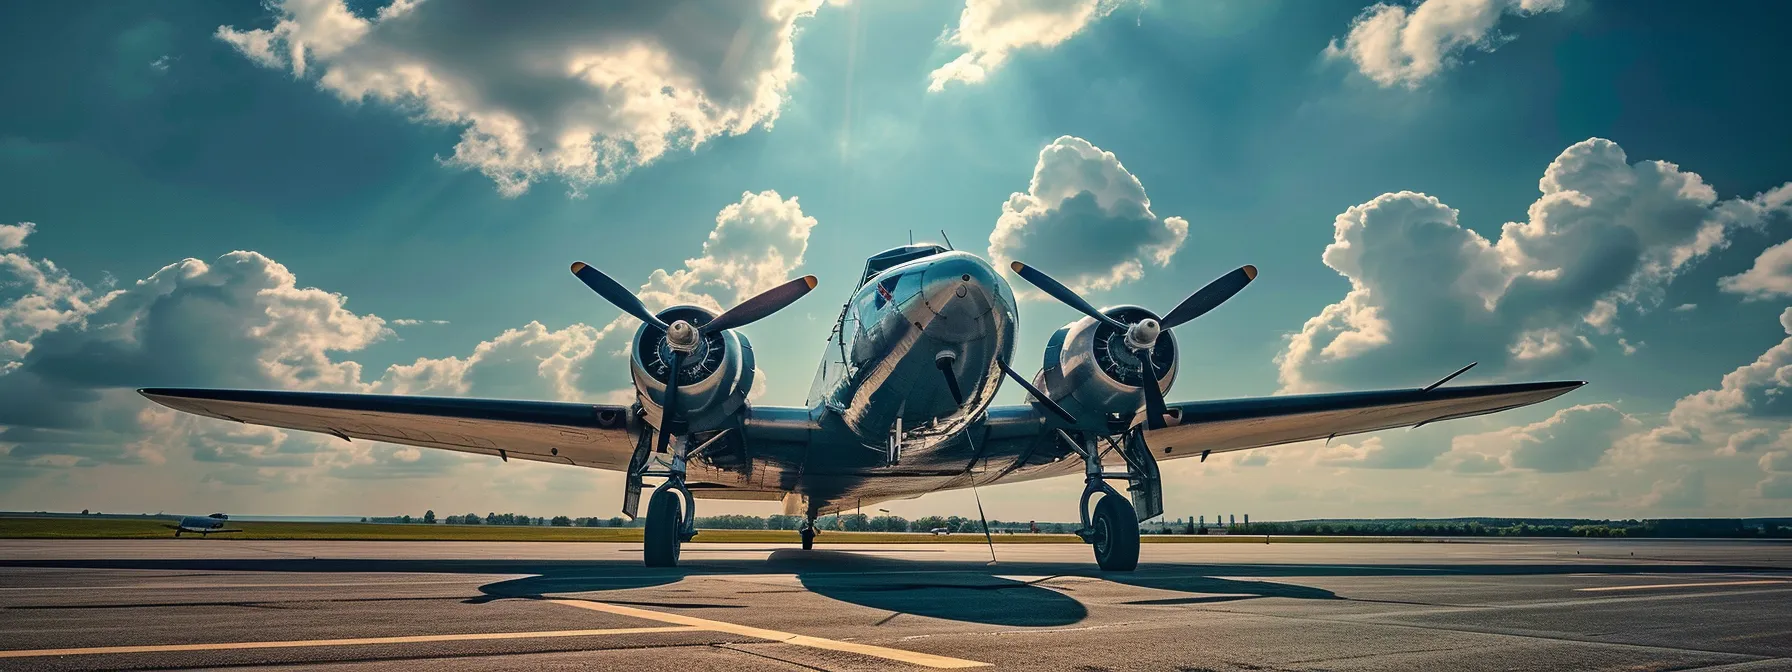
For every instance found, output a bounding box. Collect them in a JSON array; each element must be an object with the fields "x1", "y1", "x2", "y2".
[{"x1": 1, "y1": 538, "x2": 1789, "y2": 671}]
